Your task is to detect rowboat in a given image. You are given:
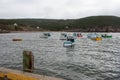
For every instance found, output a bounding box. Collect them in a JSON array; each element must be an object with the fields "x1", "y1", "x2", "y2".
[
  {"x1": 91, "y1": 37, "x2": 102, "y2": 41},
  {"x1": 40, "y1": 33, "x2": 51, "y2": 38},
  {"x1": 73, "y1": 33, "x2": 83, "y2": 38},
  {"x1": 60, "y1": 33, "x2": 67, "y2": 40},
  {"x1": 87, "y1": 33, "x2": 98, "y2": 38},
  {"x1": 101, "y1": 34, "x2": 112, "y2": 38}
]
